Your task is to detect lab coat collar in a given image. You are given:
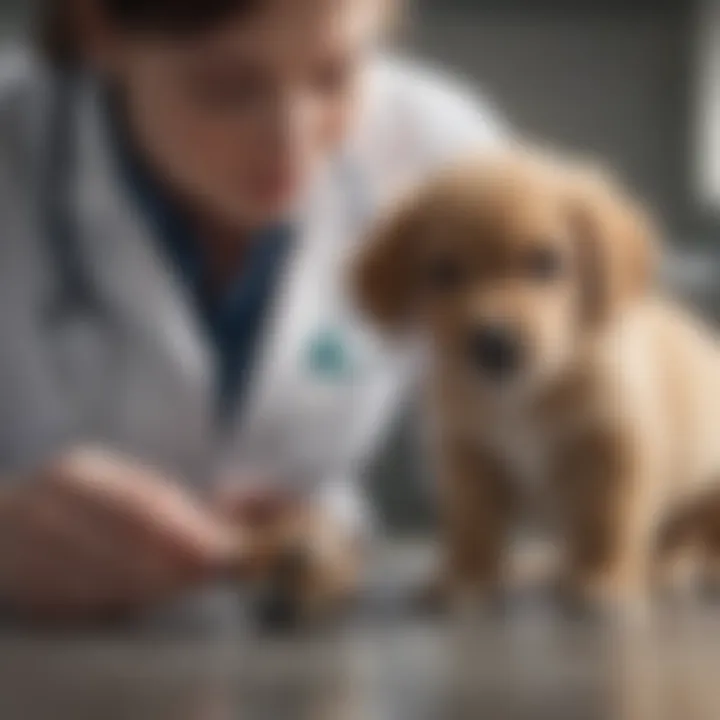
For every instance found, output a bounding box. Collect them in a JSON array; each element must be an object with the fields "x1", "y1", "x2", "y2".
[{"x1": 71, "y1": 77, "x2": 217, "y2": 475}]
